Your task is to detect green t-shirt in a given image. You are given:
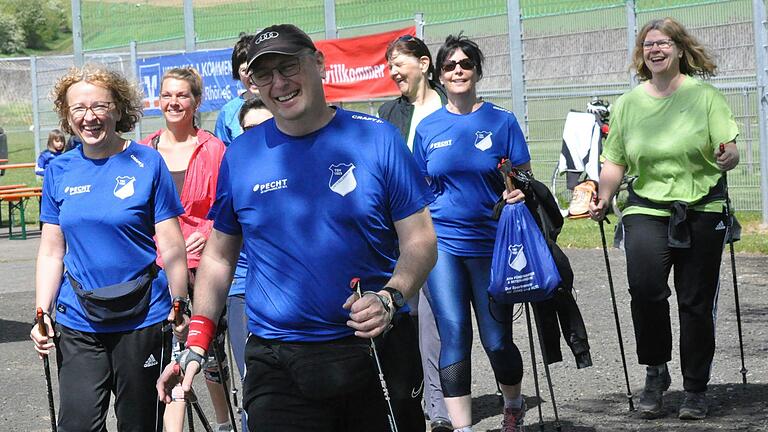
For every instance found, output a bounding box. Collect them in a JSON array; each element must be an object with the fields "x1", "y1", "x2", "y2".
[{"x1": 602, "y1": 76, "x2": 739, "y2": 217}]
